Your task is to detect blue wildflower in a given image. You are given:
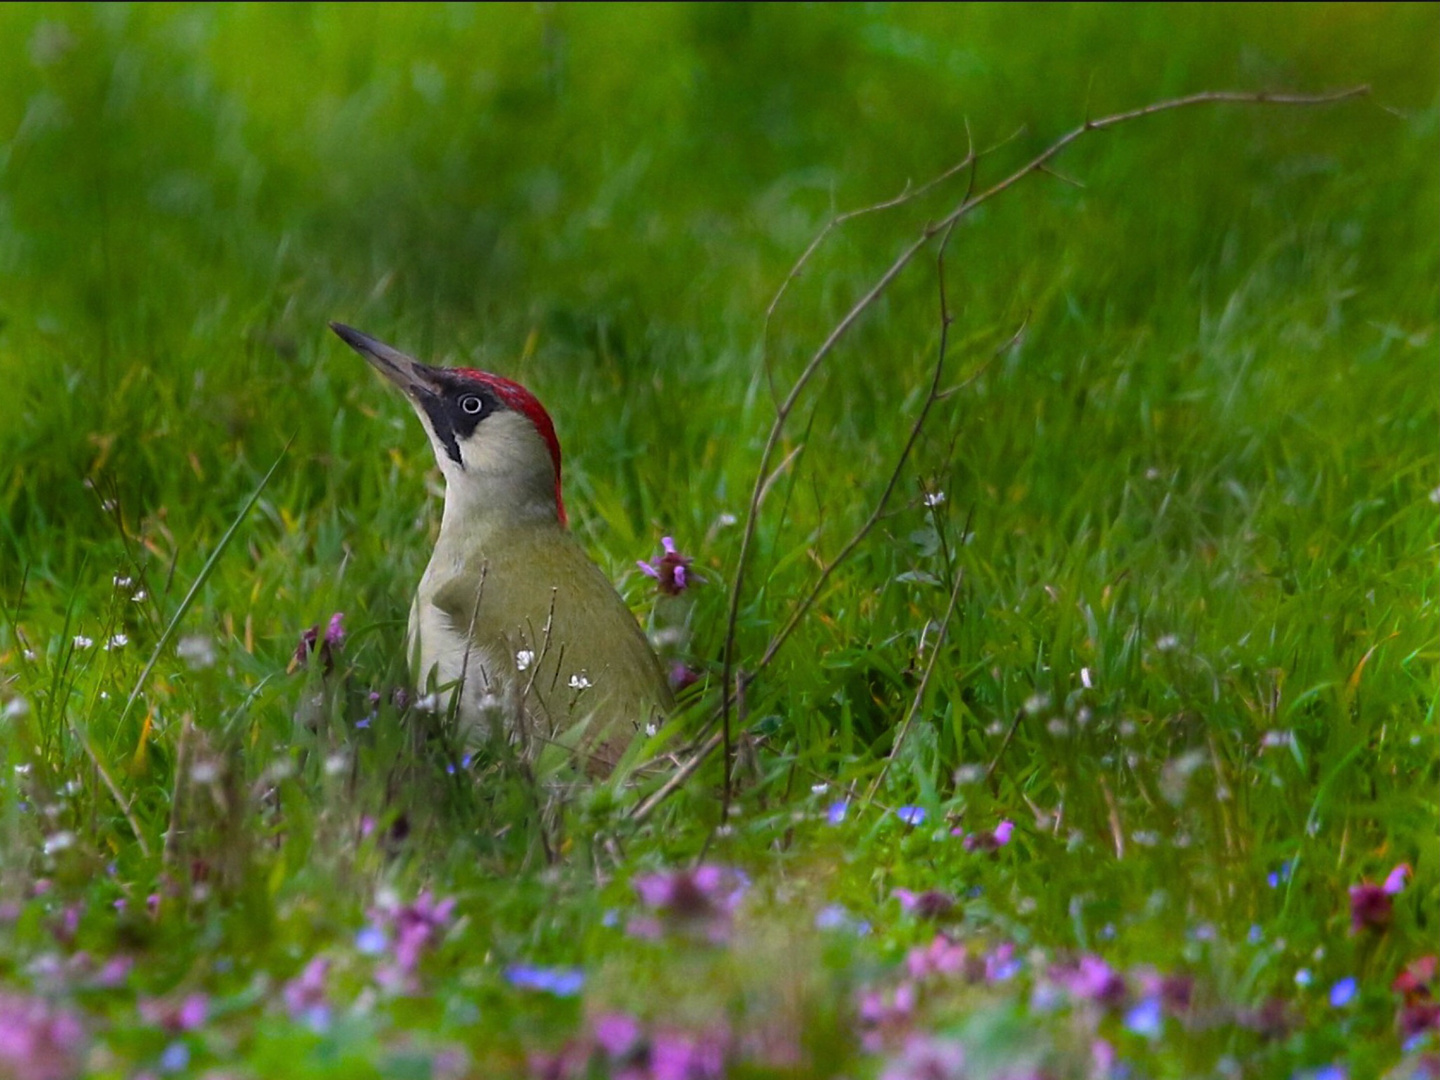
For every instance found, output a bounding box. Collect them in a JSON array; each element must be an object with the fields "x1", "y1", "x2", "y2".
[
  {"x1": 1328, "y1": 977, "x2": 1357, "y2": 1008},
  {"x1": 896, "y1": 806, "x2": 926, "y2": 826},
  {"x1": 355, "y1": 925, "x2": 388, "y2": 955},
  {"x1": 1124, "y1": 996, "x2": 1164, "y2": 1039},
  {"x1": 505, "y1": 964, "x2": 584, "y2": 997}
]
